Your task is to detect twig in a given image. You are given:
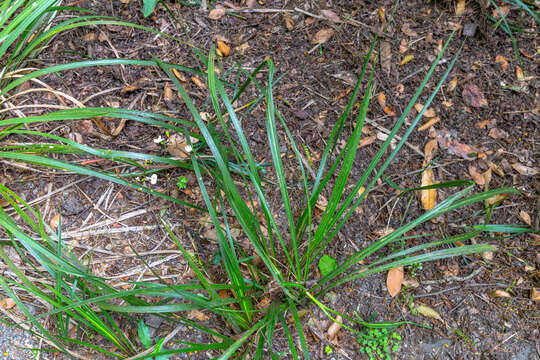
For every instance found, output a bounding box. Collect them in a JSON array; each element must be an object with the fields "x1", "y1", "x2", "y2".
[{"x1": 422, "y1": 266, "x2": 484, "y2": 285}]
